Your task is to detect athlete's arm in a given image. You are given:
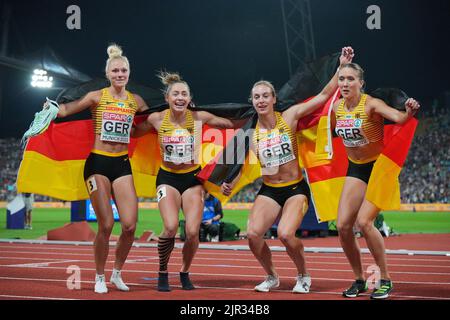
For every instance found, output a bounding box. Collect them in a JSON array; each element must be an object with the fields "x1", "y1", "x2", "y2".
[
  {"x1": 221, "y1": 170, "x2": 242, "y2": 196},
  {"x1": 56, "y1": 91, "x2": 101, "y2": 118},
  {"x1": 367, "y1": 96, "x2": 420, "y2": 124},
  {"x1": 133, "y1": 94, "x2": 150, "y2": 112},
  {"x1": 195, "y1": 111, "x2": 236, "y2": 129},
  {"x1": 132, "y1": 112, "x2": 158, "y2": 137},
  {"x1": 284, "y1": 47, "x2": 354, "y2": 121}
]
